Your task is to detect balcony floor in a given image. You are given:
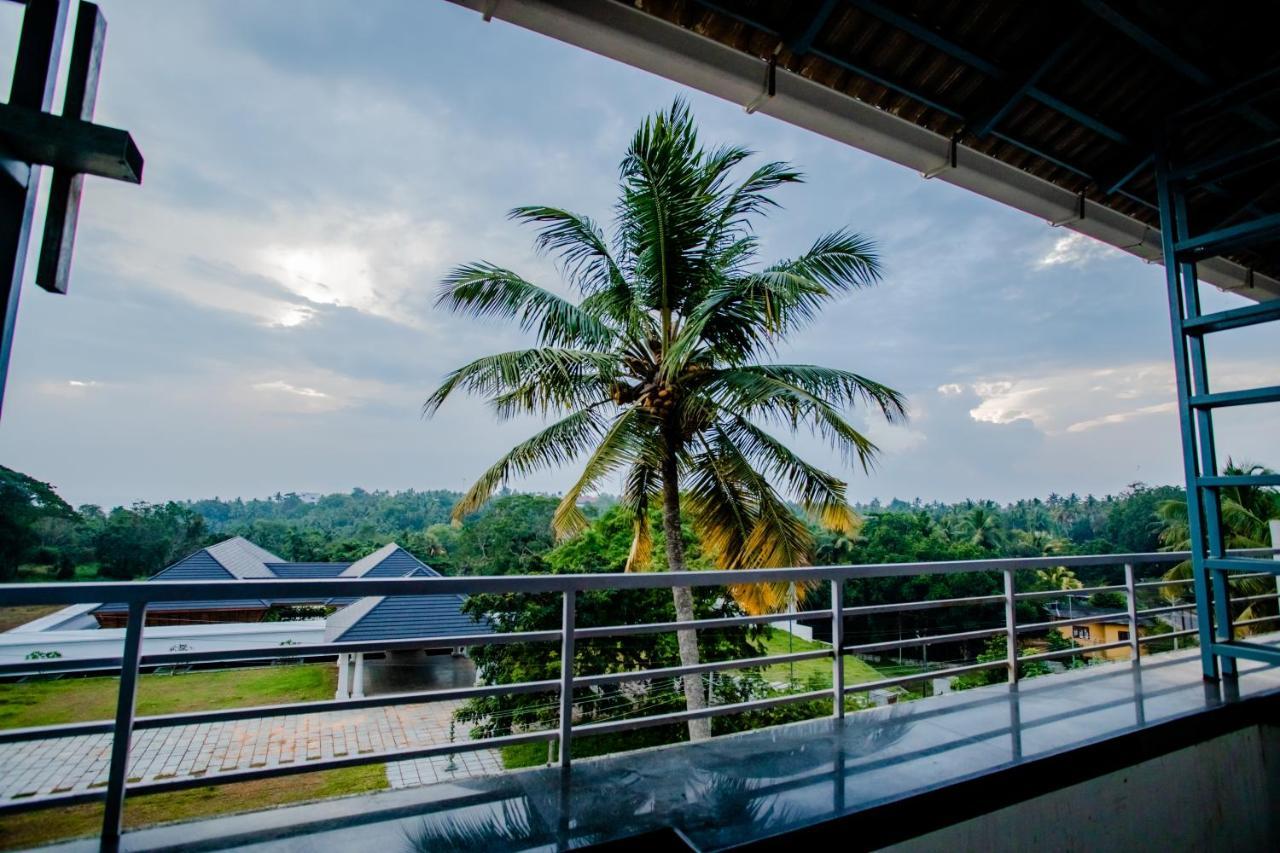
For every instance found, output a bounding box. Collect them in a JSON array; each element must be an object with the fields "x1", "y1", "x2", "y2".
[{"x1": 44, "y1": 642, "x2": 1280, "y2": 852}]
